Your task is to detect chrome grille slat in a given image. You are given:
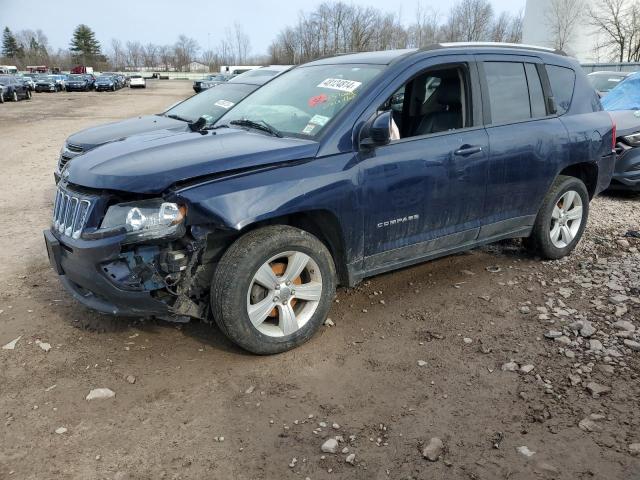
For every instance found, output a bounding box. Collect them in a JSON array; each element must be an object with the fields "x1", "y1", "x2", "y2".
[{"x1": 52, "y1": 186, "x2": 93, "y2": 239}]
